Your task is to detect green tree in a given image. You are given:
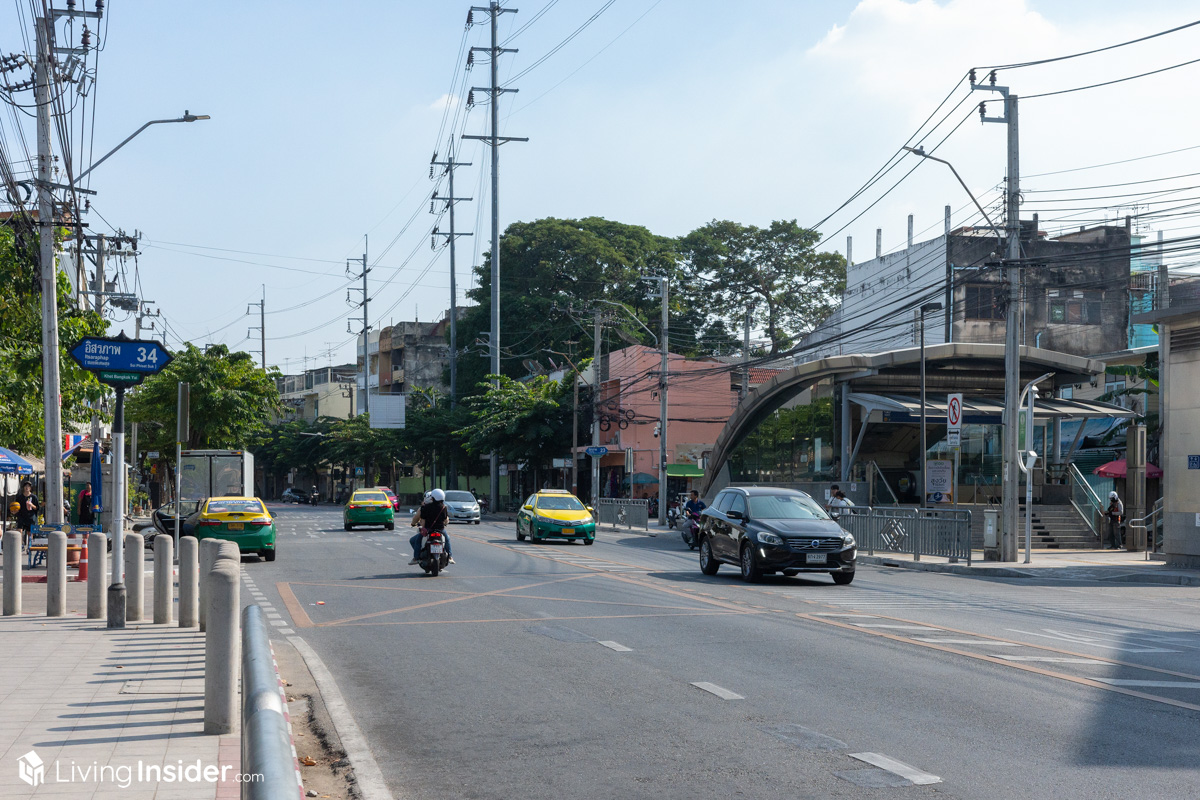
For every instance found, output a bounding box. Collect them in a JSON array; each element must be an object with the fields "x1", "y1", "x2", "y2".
[
  {"x1": 1098, "y1": 353, "x2": 1160, "y2": 447},
  {"x1": 0, "y1": 224, "x2": 106, "y2": 453},
  {"x1": 126, "y1": 343, "x2": 281, "y2": 454},
  {"x1": 678, "y1": 219, "x2": 847, "y2": 354},
  {"x1": 456, "y1": 374, "x2": 572, "y2": 470}
]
